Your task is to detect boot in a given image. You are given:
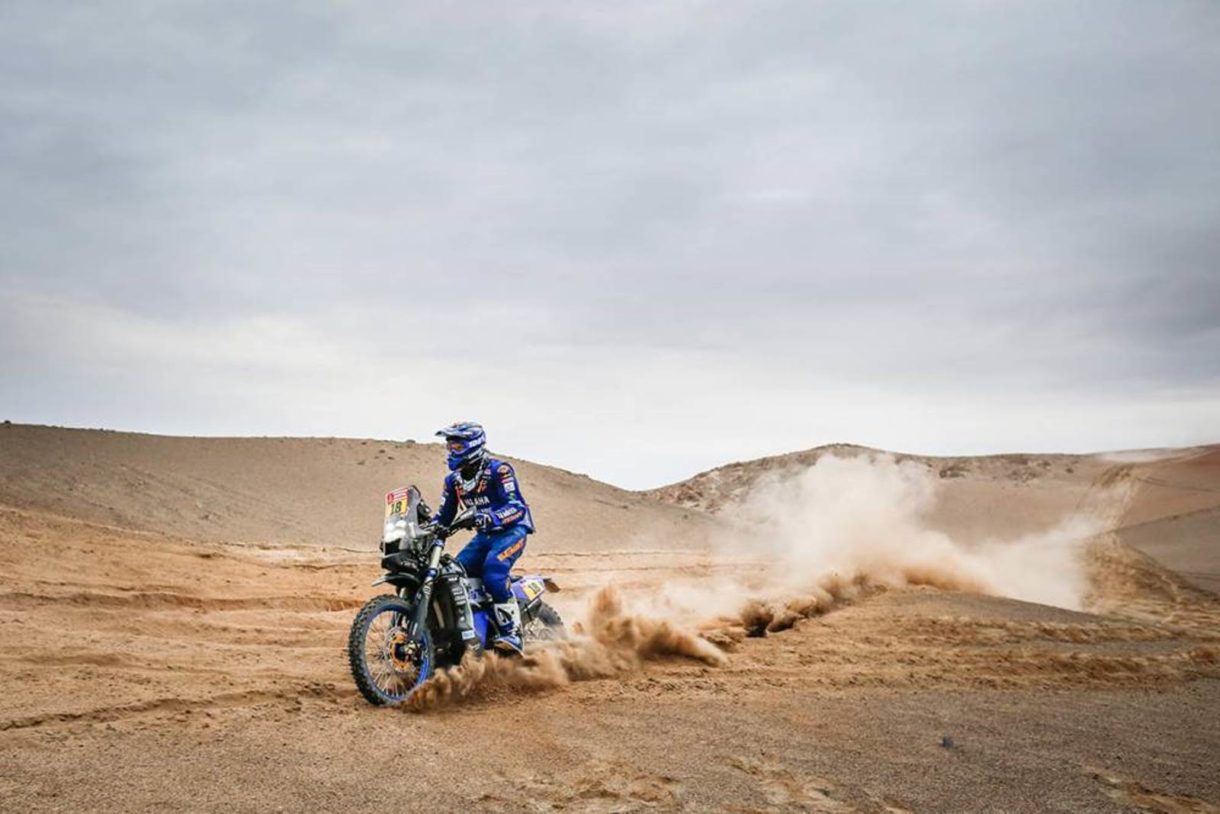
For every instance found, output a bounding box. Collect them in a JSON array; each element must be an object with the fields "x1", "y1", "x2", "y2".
[{"x1": 492, "y1": 600, "x2": 524, "y2": 656}]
